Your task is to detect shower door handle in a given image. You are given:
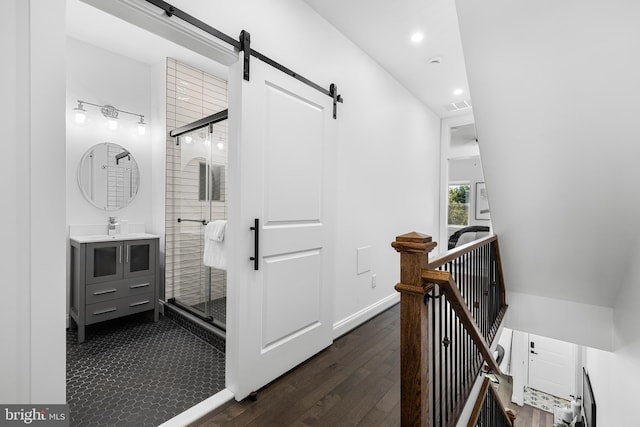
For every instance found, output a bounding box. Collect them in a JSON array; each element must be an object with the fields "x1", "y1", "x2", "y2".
[{"x1": 250, "y1": 218, "x2": 259, "y2": 270}]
